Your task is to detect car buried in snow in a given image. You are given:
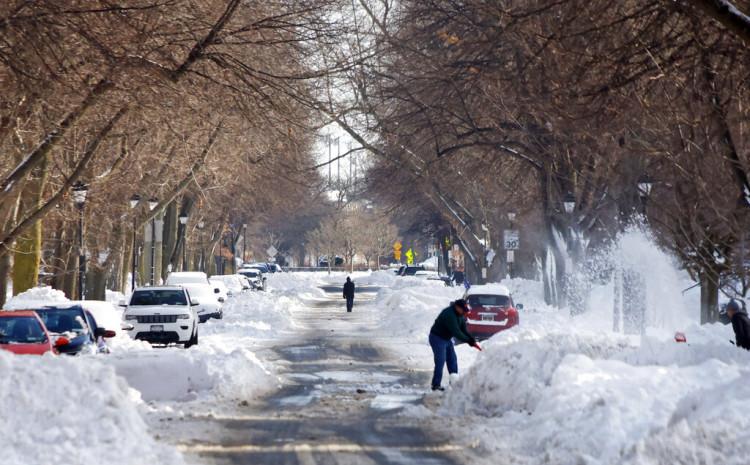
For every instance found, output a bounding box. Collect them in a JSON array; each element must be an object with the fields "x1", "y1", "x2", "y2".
[
  {"x1": 462, "y1": 284, "x2": 521, "y2": 340},
  {"x1": 0, "y1": 310, "x2": 68, "y2": 355},
  {"x1": 20, "y1": 304, "x2": 116, "y2": 355}
]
